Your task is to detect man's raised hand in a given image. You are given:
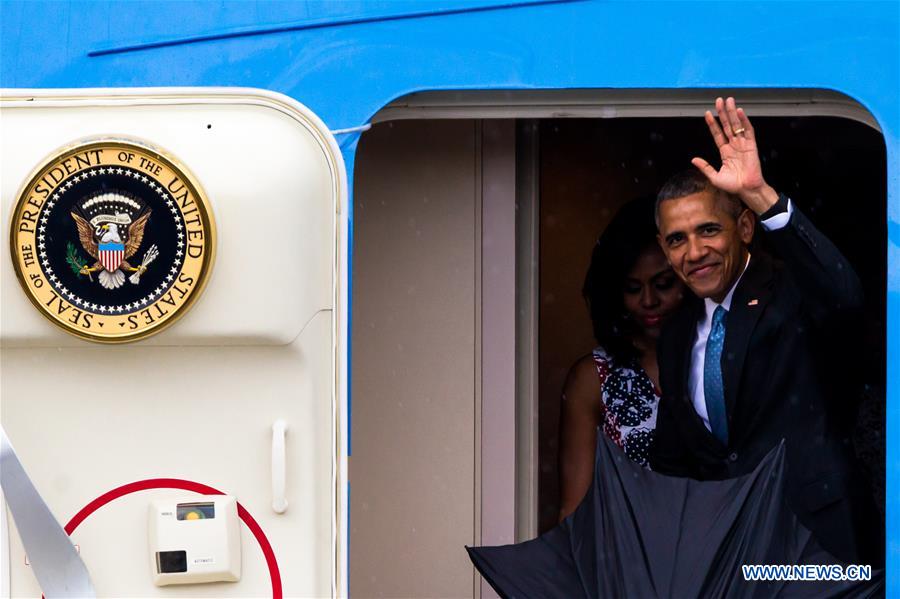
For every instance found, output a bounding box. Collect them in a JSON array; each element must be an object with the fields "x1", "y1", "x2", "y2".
[{"x1": 691, "y1": 97, "x2": 778, "y2": 214}]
